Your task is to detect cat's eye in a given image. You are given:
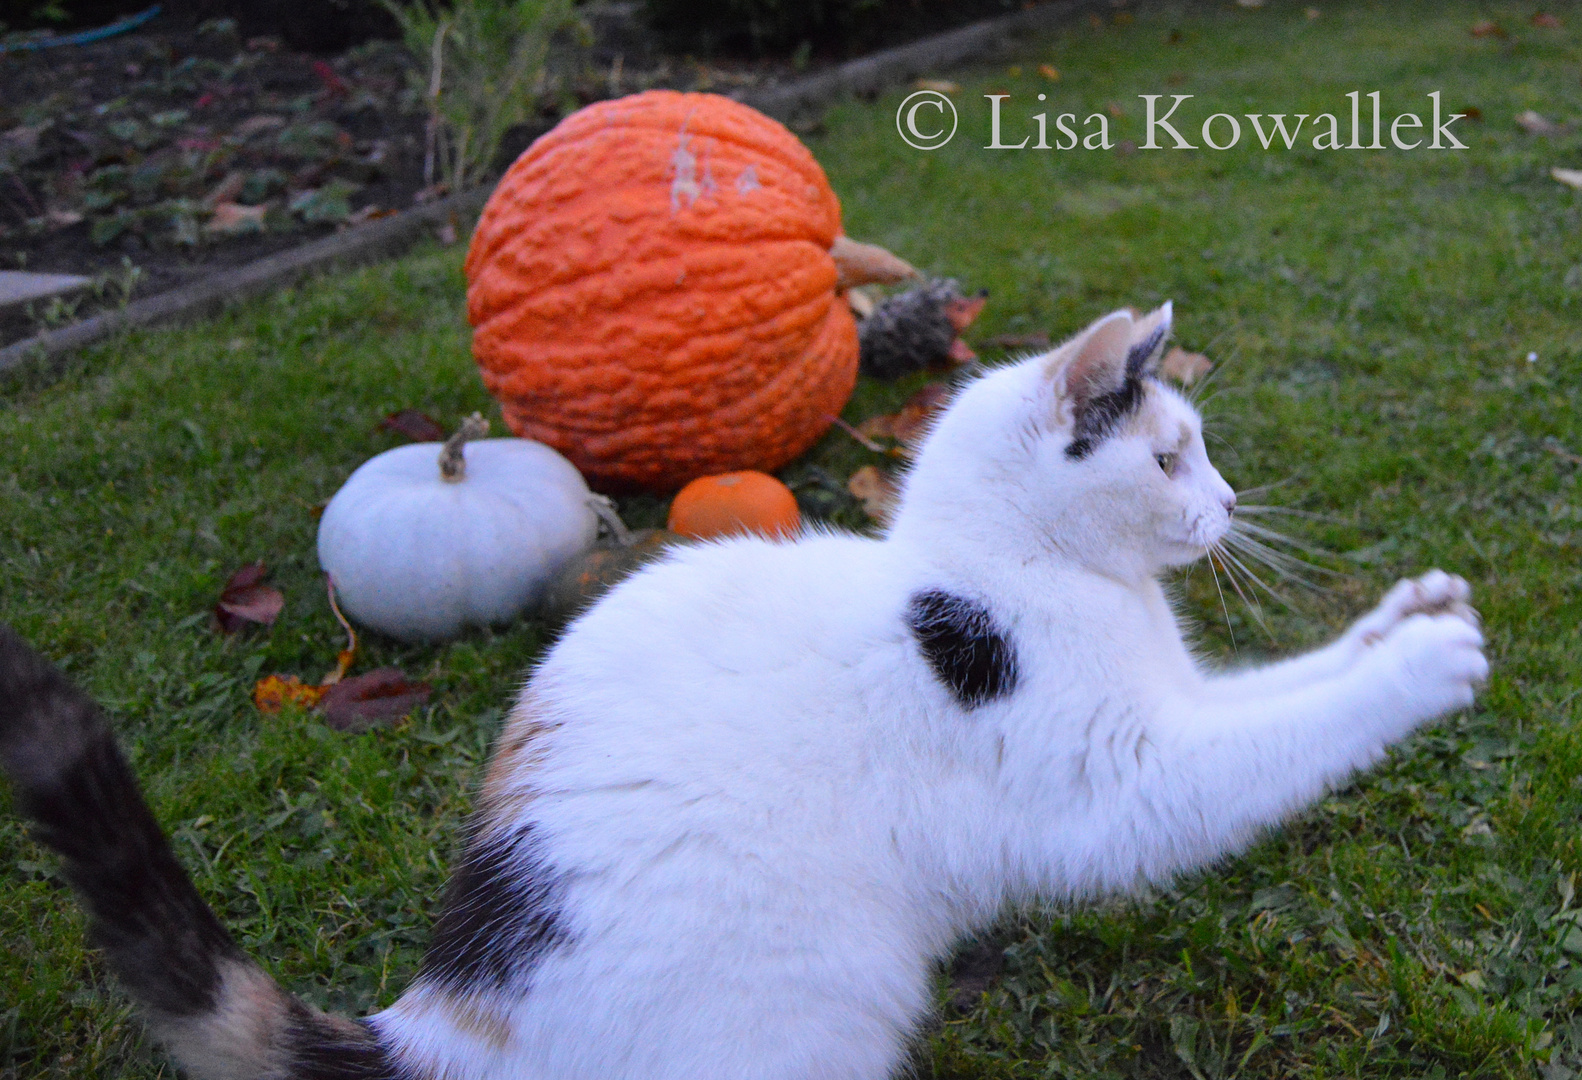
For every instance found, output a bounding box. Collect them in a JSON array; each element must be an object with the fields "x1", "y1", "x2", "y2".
[{"x1": 1156, "y1": 452, "x2": 1178, "y2": 477}]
